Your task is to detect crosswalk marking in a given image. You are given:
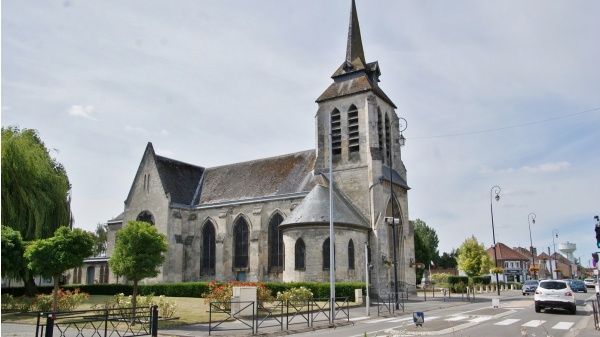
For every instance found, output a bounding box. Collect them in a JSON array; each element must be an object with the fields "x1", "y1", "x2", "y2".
[
  {"x1": 495, "y1": 319, "x2": 520, "y2": 325},
  {"x1": 350, "y1": 316, "x2": 370, "y2": 321},
  {"x1": 446, "y1": 315, "x2": 468, "y2": 321},
  {"x1": 469, "y1": 317, "x2": 491, "y2": 323},
  {"x1": 552, "y1": 322, "x2": 574, "y2": 330},
  {"x1": 522, "y1": 320, "x2": 545, "y2": 327}
]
